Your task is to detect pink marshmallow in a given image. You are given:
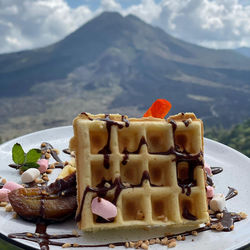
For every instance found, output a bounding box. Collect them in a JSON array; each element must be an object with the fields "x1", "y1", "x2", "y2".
[
  {"x1": 3, "y1": 181, "x2": 24, "y2": 192},
  {"x1": 0, "y1": 188, "x2": 11, "y2": 202},
  {"x1": 206, "y1": 186, "x2": 214, "y2": 199},
  {"x1": 91, "y1": 197, "x2": 117, "y2": 221},
  {"x1": 37, "y1": 159, "x2": 49, "y2": 173},
  {"x1": 205, "y1": 163, "x2": 212, "y2": 176}
]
